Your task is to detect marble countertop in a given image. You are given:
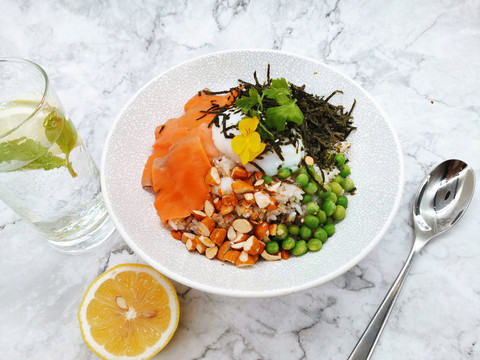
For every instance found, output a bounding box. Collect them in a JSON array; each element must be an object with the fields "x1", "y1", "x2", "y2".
[{"x1": 1, "y1": 1, "x2": 480, "y2": 359}]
